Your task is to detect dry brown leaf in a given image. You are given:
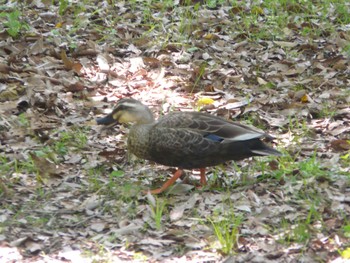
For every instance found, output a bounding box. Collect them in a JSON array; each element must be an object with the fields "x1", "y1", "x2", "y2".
[
  {"x1": 143, "y1": 57, "x2": 161, "y2": 68},
  {"x1": 61, "y1": 50, "x2": 83, "y2": 73},
  {"x1": 61, "y1": 50, "x2": 74, "y2": 70},
  {"x1": 29, "y1": 152, "x2": 59, "y2": 179},
  {"x1": 330, "y1": 140, "x2": 350, "y2": 152}
]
